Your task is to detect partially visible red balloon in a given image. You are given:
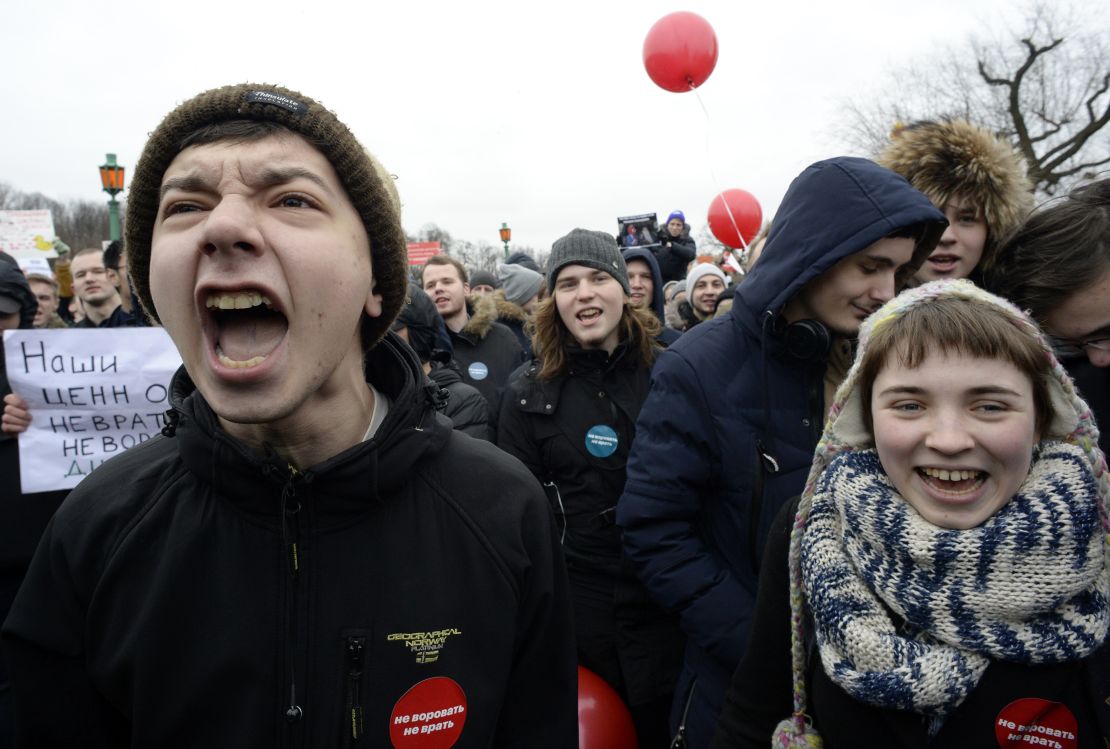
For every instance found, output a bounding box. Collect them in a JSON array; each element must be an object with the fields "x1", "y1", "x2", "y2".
[
  {"x1": 577, "y1": 666, "x2": 638, "y2": 749},
  {"x1": 643, "y1": 12, "x2": 719, "y2": 93},
  {"x1": 708, "y1": 189, "x2": 763, "y2": 249}
]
